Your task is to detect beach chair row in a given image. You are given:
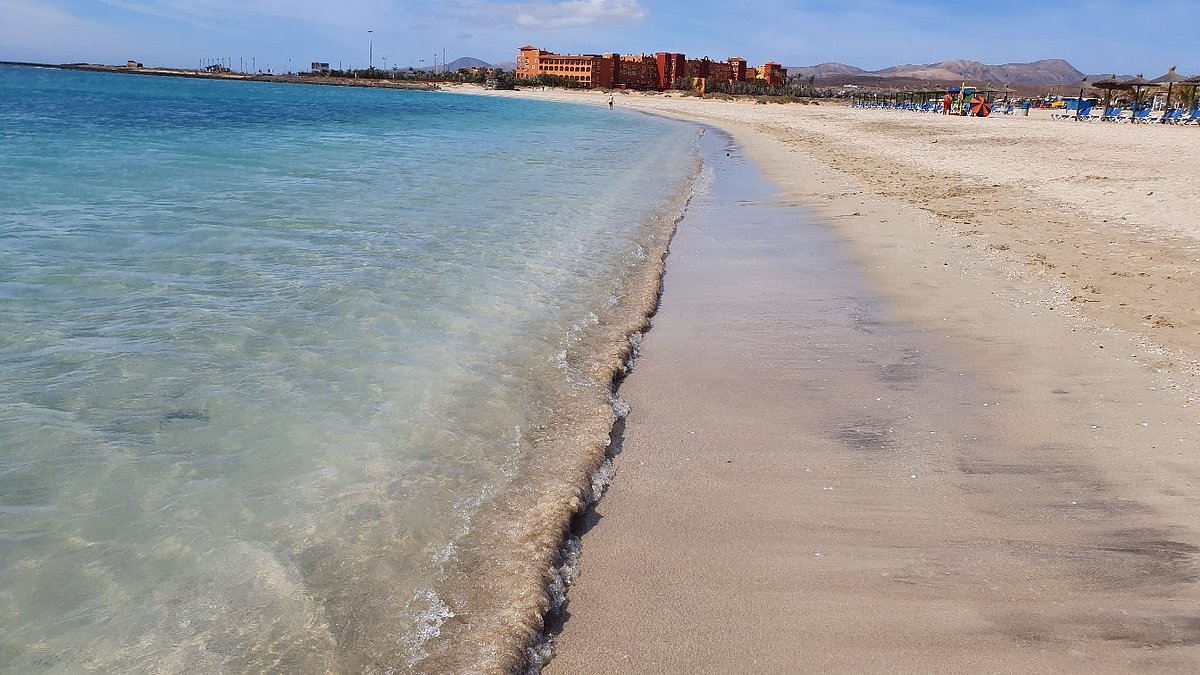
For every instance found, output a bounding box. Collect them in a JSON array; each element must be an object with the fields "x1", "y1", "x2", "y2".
[
  {"x1": 1052, "y1": 105, "x2": 1200, "y2": 124},
  {"x1": 850, "y1": 101, "x2": 937, "y2": 112},
  {"x1": 855, "y1": 98, "x2": 1200, "y2": 124},
  {"x1": 851, "y1": 101, "x2": 994, "y2": 114}
]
